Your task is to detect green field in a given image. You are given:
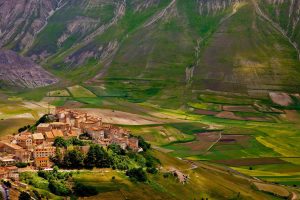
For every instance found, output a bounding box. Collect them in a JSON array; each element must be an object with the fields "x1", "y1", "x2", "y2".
[{"x1": 67, "y1": 85, "x2": 97, "y2": 98}]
